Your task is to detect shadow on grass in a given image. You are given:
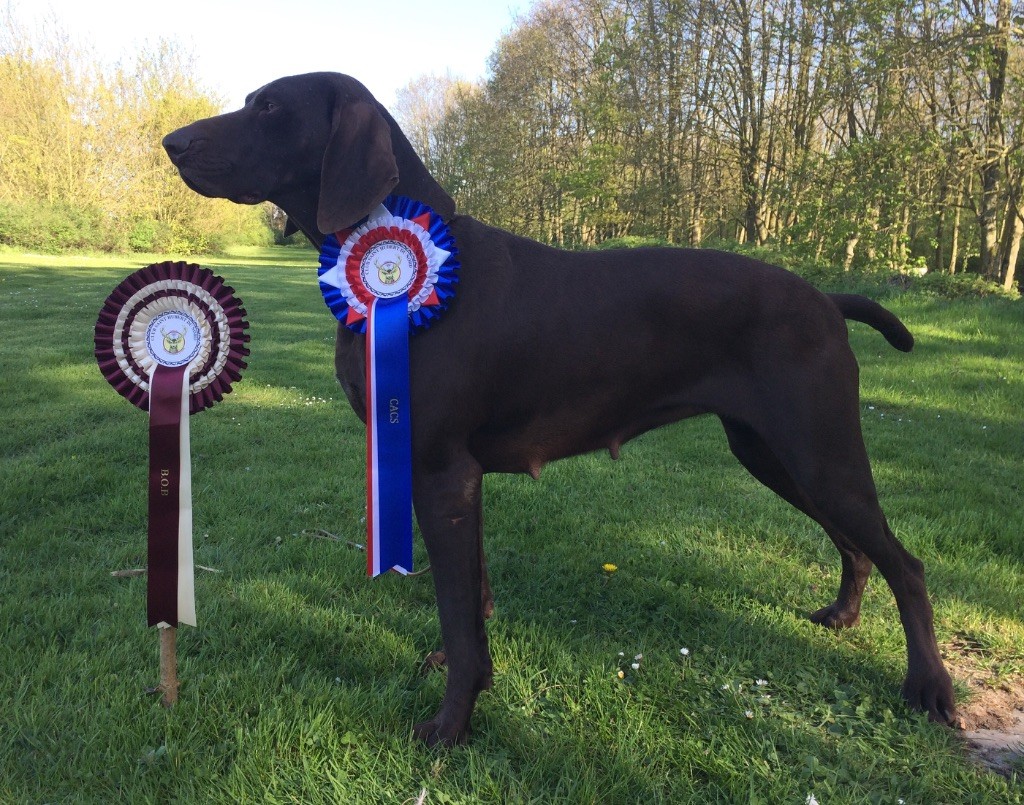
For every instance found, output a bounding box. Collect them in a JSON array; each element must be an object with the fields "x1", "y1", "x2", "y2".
[
  {"x1": 209, "y1": 502, "x2": 970, "y2": 802},
  {"x1": 173, "y1": 399, "x2": 998, "y2": 798}
]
